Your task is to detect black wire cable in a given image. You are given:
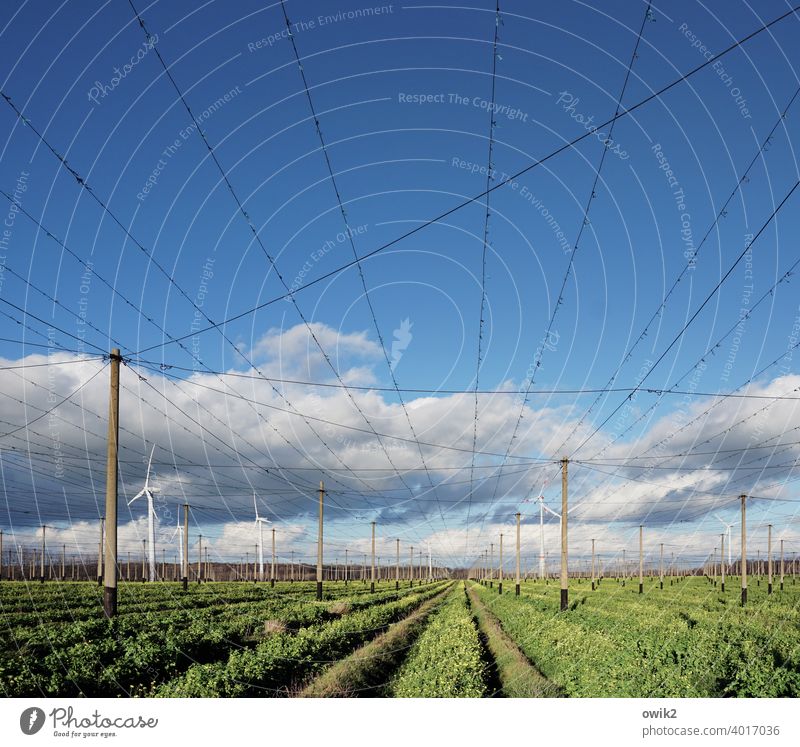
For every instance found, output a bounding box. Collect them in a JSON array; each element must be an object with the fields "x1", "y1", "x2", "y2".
[
  {"x1": 129, "y1": 3, "x2": 800, "y2": 358},
  {"x1": 466, "y1": 0, "x2": 503, "y2": 541},
  {"x1": 277, "y1": 0, "x2": 451, "y2": 532},
  {"x1": 557, "y1": 82, "x2": 800, "y2": 461},
  {"x1": 568, "y1": 180, "x2": 799, "y2": 458}
]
